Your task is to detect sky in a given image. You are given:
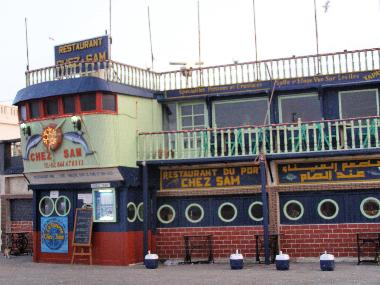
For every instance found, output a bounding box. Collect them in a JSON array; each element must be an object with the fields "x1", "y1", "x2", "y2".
[{"x1": 1, "y1": 0, "x2": 380, "y2": 104}]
